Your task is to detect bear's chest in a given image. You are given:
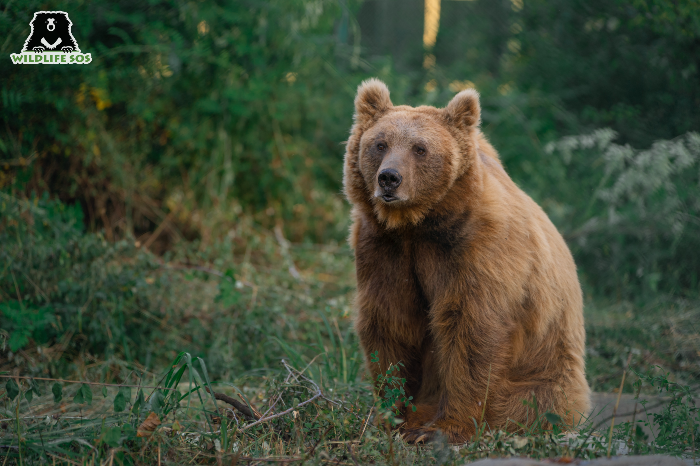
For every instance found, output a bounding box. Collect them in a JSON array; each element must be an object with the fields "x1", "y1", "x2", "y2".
[
  {"x1": 411, "y1": 238, "x2": 470, "y2": 304},
  {"x1": 355, "y1": 215, "x2": 474, "y2": 307}
]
